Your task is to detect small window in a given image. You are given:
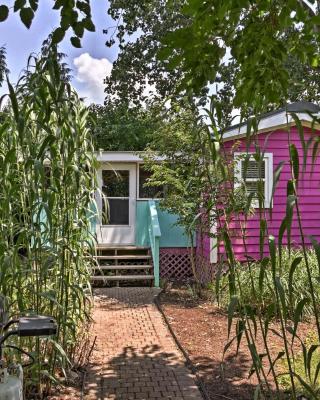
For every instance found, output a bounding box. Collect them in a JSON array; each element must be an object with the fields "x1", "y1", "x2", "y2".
[
  {"x1": 138, "y1": 165, "x2": 164, "y2": 199},
  {"x1": 235, "y1": 153, "x2": 273, "y2": 208},
  {"x1": 102, "y1": 170, "x2": 129, "y2": 197},
  {"x1": 101, "y1": 170, "x2": 130, "y2": 225}
]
